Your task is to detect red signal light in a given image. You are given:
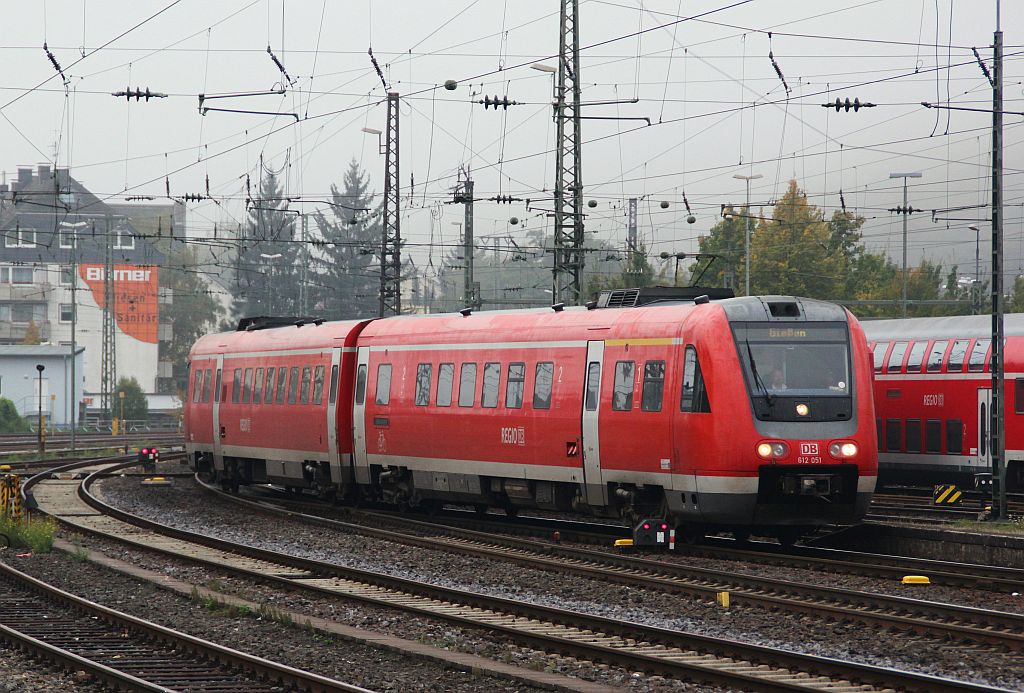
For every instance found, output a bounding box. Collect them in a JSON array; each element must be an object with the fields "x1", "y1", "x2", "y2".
[
  {"x1": 642, "y1": 523, "x2": 651, "y2": 530},
  {"x1": 660, "y1": 523, "x2": 668, "y2": 530},
  {"x1": 141, "y1": 448, "x2": 149, "y2": 454}
]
